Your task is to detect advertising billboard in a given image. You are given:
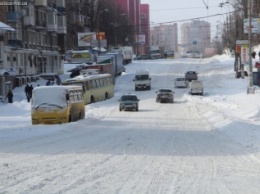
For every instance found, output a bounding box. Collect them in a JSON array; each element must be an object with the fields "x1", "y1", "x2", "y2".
[{"x1": 78, "y1": 33, "x2": 96, "y2": 47}]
